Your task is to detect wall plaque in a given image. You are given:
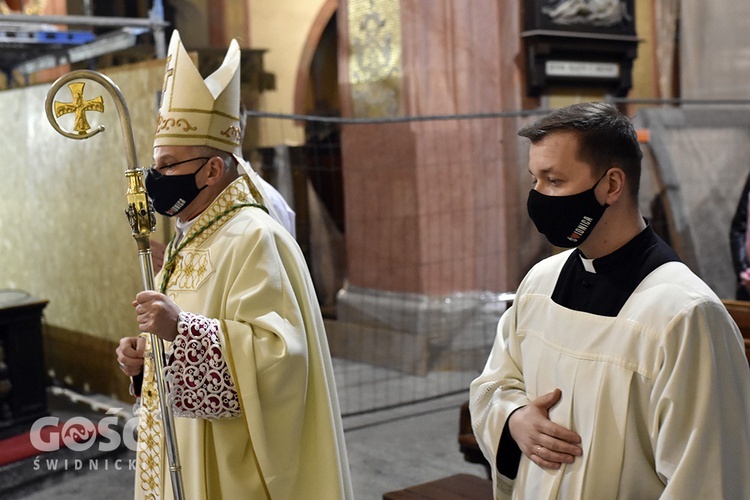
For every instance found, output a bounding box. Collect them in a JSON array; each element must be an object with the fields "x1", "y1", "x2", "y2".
[
  {"x1": 522, "y1": 0, "x2": 639, "y2": 97},
  {"x1": 545, "y1": 60, "x2": 620, "y2": 79}
]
